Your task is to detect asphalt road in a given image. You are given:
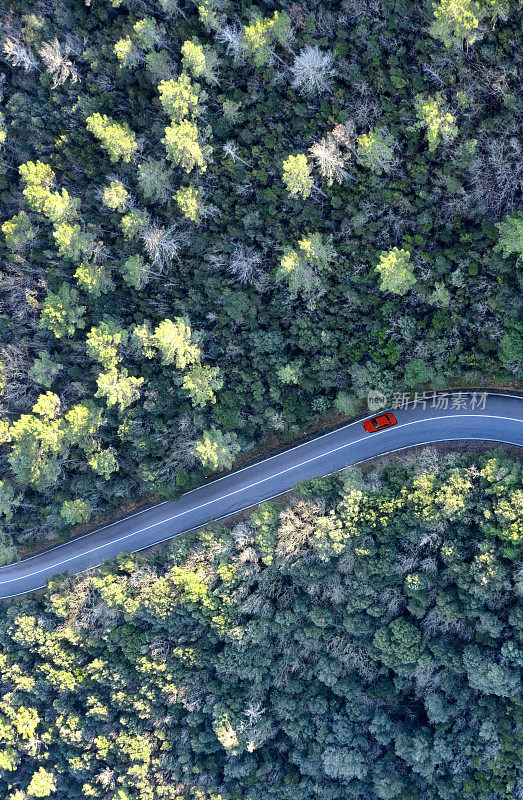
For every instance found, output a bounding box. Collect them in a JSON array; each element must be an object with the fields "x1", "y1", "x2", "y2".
[{"x1": 1, "y1": 391, "x2": 521, "y2": 599}]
